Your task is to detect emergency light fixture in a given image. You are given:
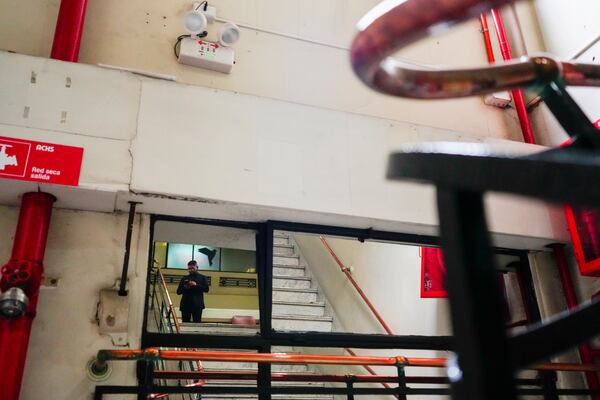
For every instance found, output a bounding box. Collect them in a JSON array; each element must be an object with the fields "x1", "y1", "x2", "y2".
[
  {"x1": 177, "y1": 2, "x2": 241, "y2": 74},
  {"x1": 218, "y1": 22, "x2": 240, "y2": 47},
  {"x1": 183, "y1": 9, "x2": 207, "y2": 36}
]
